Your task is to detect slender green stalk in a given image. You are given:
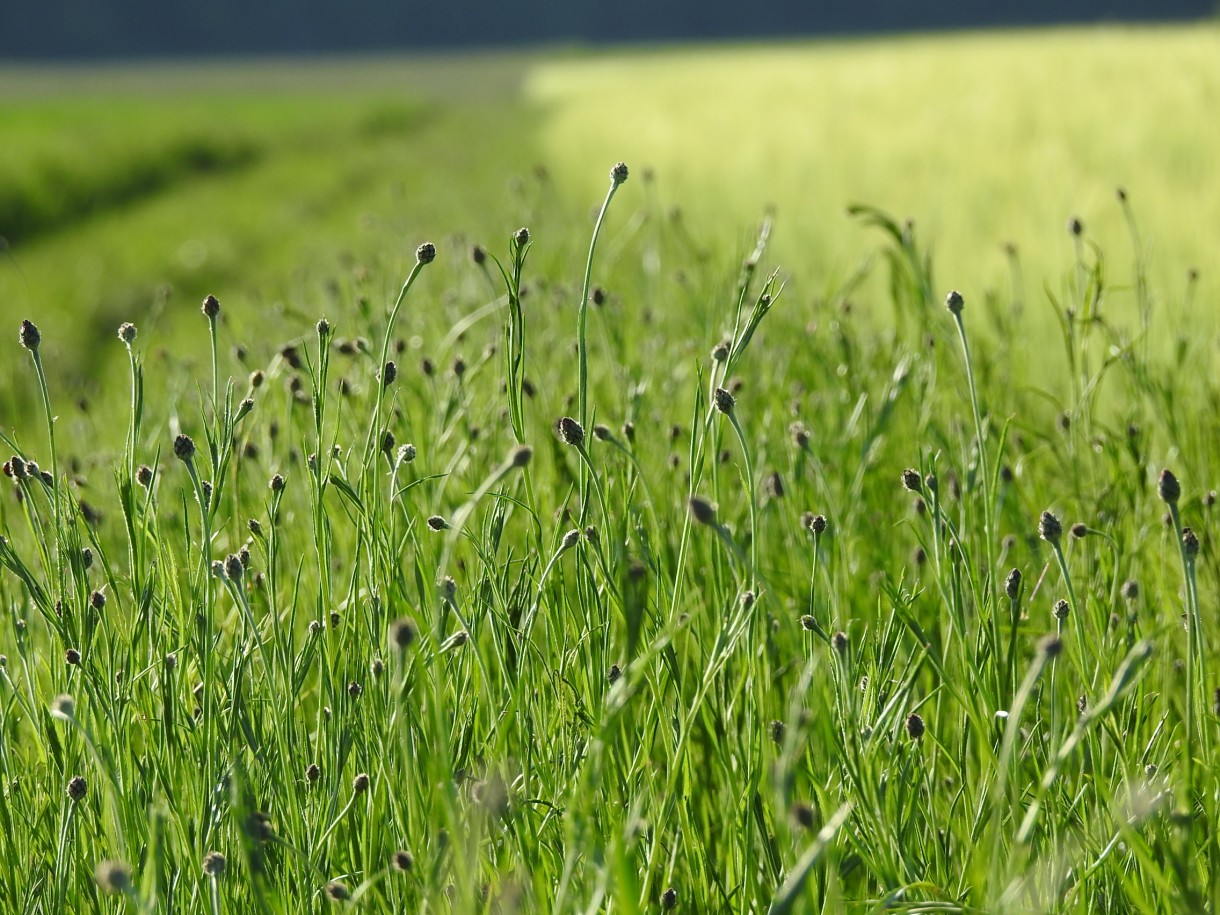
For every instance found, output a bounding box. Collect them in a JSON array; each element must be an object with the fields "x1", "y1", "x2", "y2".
[{"x1": 577, "y1": 163, "x2": 629, "y2": 430}]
